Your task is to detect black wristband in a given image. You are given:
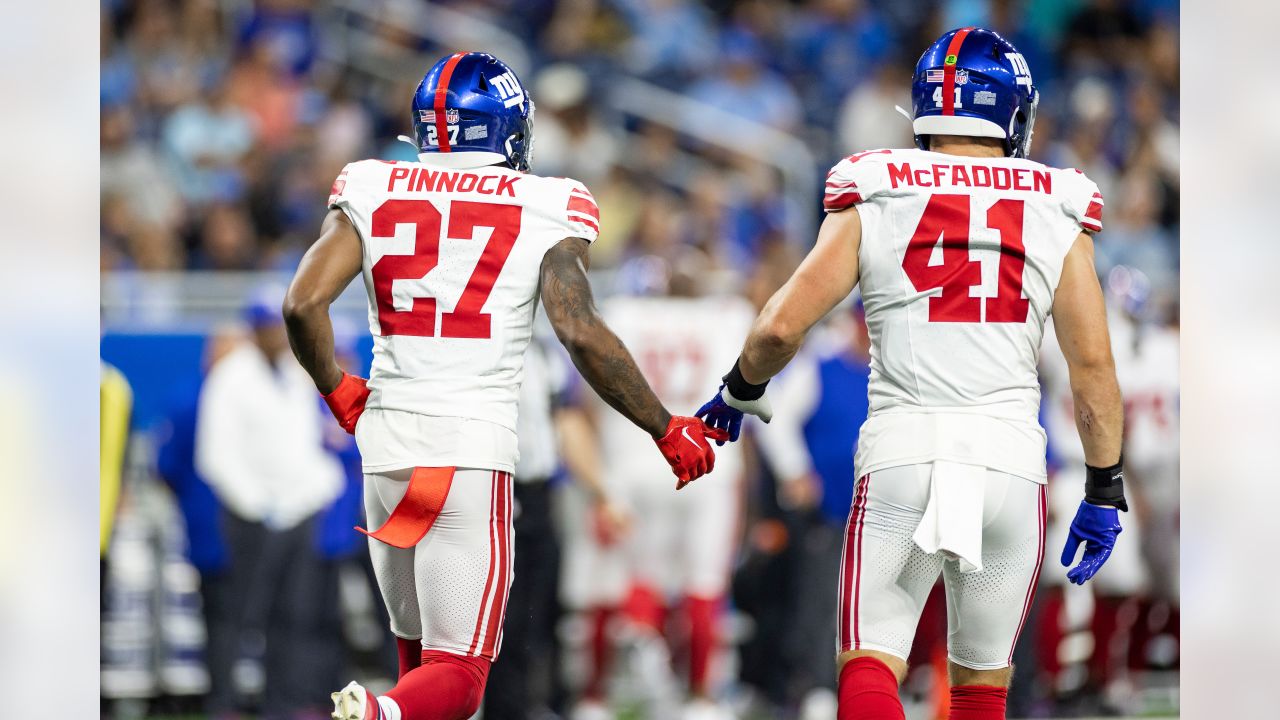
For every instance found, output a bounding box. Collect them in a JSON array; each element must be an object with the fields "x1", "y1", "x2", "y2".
[
  {"x1": 1084, "y1": 460, "x2": 1128, "y2": 512},
  {"x1": 723, "y1": 358, "x2": 769, "y2": 401}
]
